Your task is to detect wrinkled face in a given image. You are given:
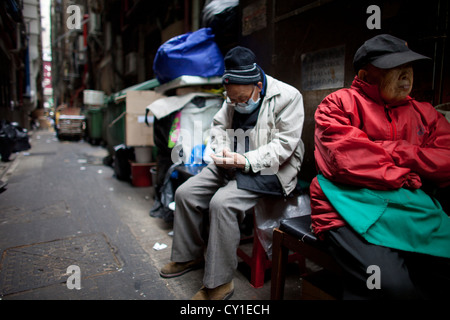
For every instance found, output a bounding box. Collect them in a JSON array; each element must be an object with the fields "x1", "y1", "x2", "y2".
[
  {"x1": 360, "y1": 63, "x2": 414, "y2": 104},
  {"x1": 224, "y1": 82, "x2": 262, "y2": 105}
]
